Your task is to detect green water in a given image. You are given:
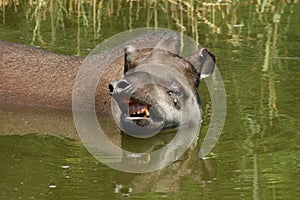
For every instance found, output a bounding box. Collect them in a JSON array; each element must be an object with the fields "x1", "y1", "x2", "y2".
[{"x1": 1, "y1": 0, "x2": 299, "y2": 199}]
